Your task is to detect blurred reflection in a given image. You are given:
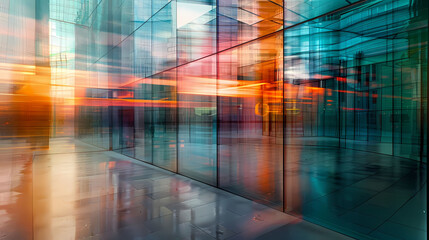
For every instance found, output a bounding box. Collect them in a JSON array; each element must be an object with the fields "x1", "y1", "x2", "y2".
[
  {"x1": 282, "y1": 1, "x2": 427, "y2": 238},
  {"x1": 218, "y1": 33, "x2": 284, "y2": 209},
  {"x1": 33, "y1": 152, "x2": 77, "y2": 239},
  {"x1": 0, "y1": 0, "x2": 426, "y2": 240},
  {"x1": 0, "y1": 0, "x2": 51, "y2": 149},
  {"x1": 178, "y1": 56, "x2": 217, "y2": 185},
  {"x1": 10, "y1": 75, "x2": 51, "y2": 149}
]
